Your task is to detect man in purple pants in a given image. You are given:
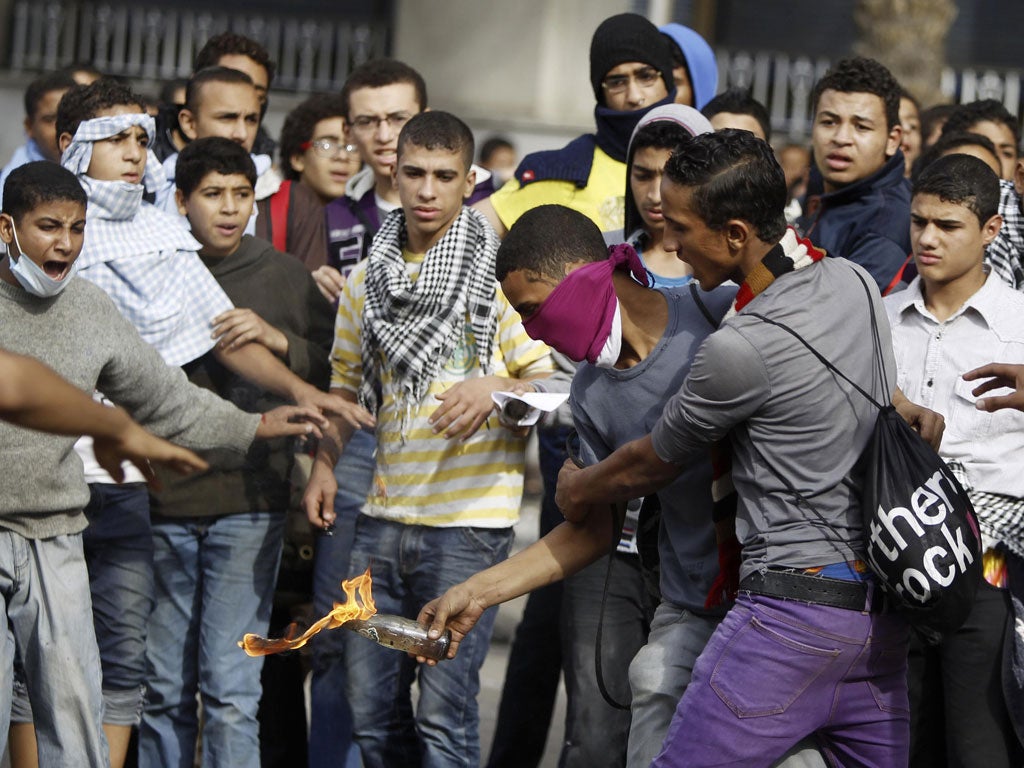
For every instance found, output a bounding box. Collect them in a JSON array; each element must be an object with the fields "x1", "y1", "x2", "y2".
[
  {"x1": 552, "y1": 129, "x2": 925, "y2": 766},
  {"x1": 422, "y1": 129, "x2": 942, "y2": 766}
]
